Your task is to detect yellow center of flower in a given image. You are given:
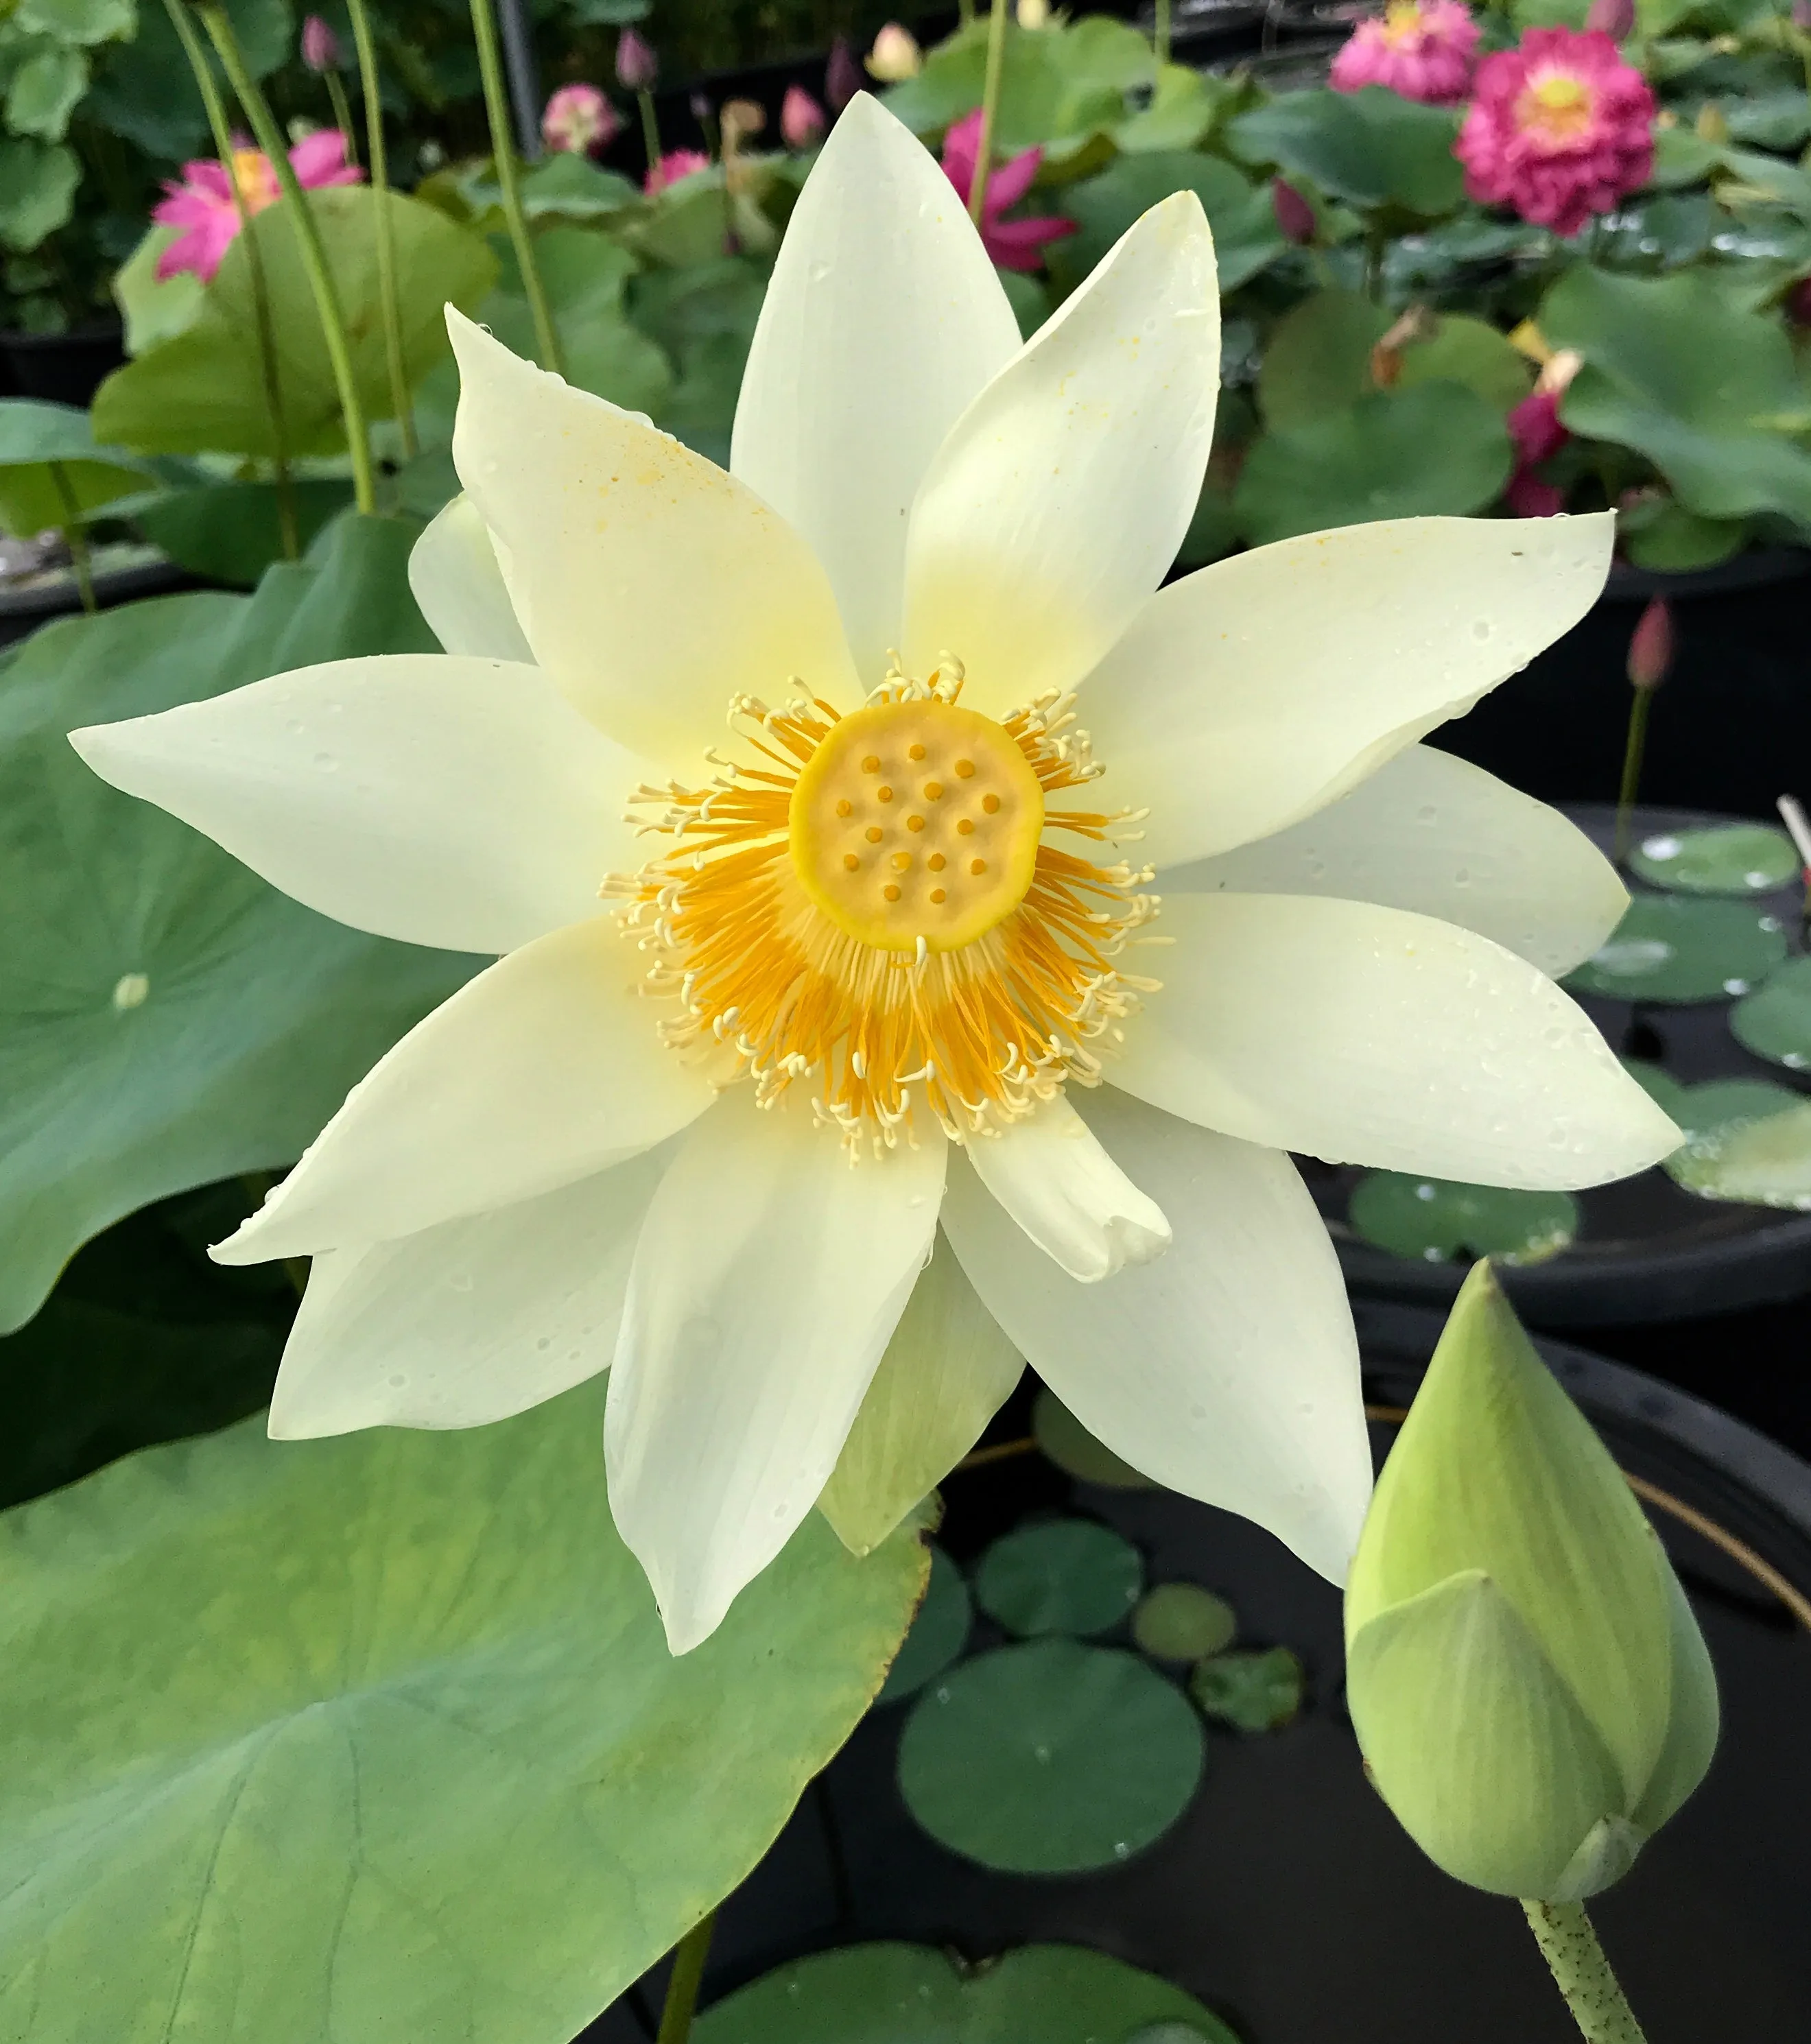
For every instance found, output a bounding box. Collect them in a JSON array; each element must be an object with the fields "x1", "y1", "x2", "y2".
[
  {"x1": 1381, "y1": 3, "x2": 1425, "y2": 45},
  {"x1": 230, "y1": 150, "x2": 281, "y2": 215},
  {"x1": 608, "y1": 661, "x2": 1159, "y2": 1152},
  {"x1": 1517, "y1": 71, "x2": 1595, "y2": 145},
  {"x1": 788, "y1": 697, "x2": 1044, "y2": 953}
]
